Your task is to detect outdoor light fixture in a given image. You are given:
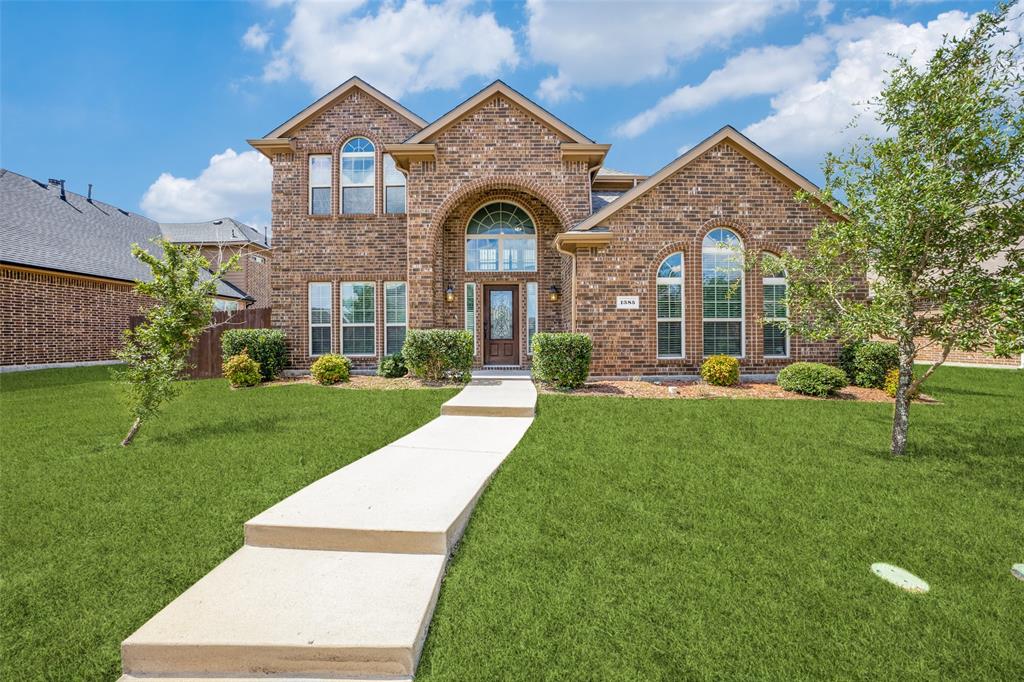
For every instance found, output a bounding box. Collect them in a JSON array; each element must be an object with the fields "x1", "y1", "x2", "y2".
[
  {"x1": 548, "y1": 285, "x2": 560, "y2": 302},
  {"x1": 445, "y1": 285, "x2": 455, "y2": 302}
]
